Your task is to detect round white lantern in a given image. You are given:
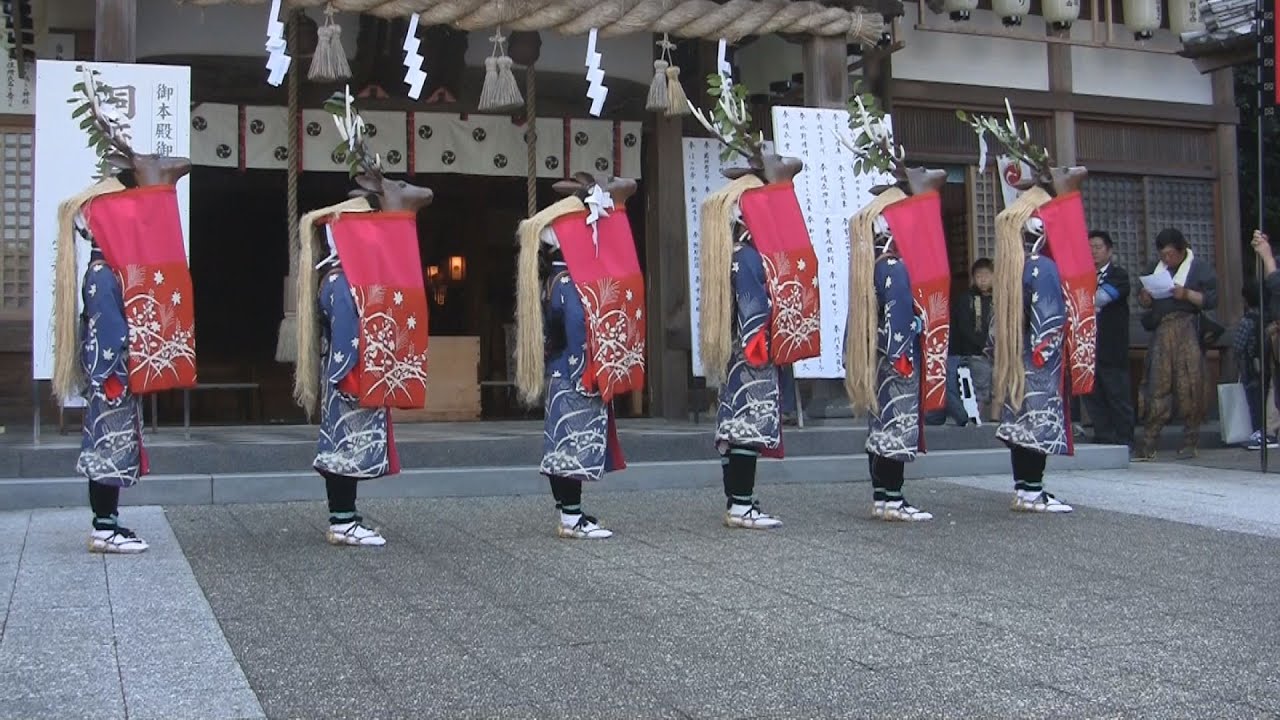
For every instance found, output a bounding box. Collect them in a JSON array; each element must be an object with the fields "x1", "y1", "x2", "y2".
[
  {"x1": 1123, "y1": 0, "x2": 1162, "y2": 39},
  {"x1": 1169, "y1": 0, "x2": 1205, "y2": 34},
  {"x1": 943, "y1": 0, "x2": 979, "y2": 21},
  {"x1": 1043, "y1": 0, "x2": 1081, "y2": 29},
  {"x1": 993, "y1": 0, "x2": 1031, "y2": 26}
]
